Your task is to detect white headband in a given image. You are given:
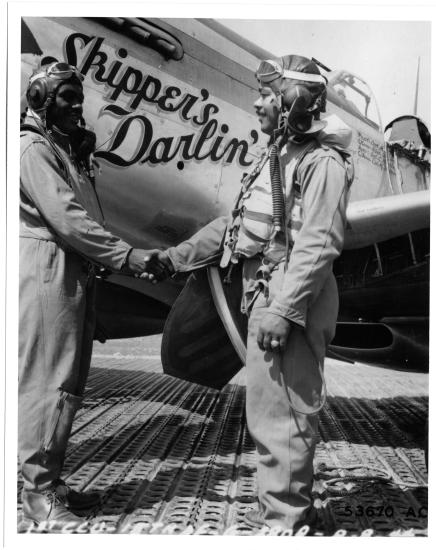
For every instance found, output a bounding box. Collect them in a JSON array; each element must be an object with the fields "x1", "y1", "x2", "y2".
[
  {"x1": 282, "y1": 69, "x2": 327, "y2": 84},
  {"x1": 260, "y1": 59, "x2": 327, "y2": 85}
]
